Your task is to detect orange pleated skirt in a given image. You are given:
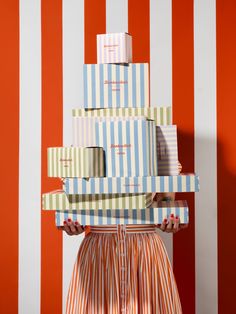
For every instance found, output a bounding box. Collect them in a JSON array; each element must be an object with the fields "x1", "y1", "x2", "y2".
[{"x1": 66, "y1": 225, "x2": 182, "y2": 314}]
